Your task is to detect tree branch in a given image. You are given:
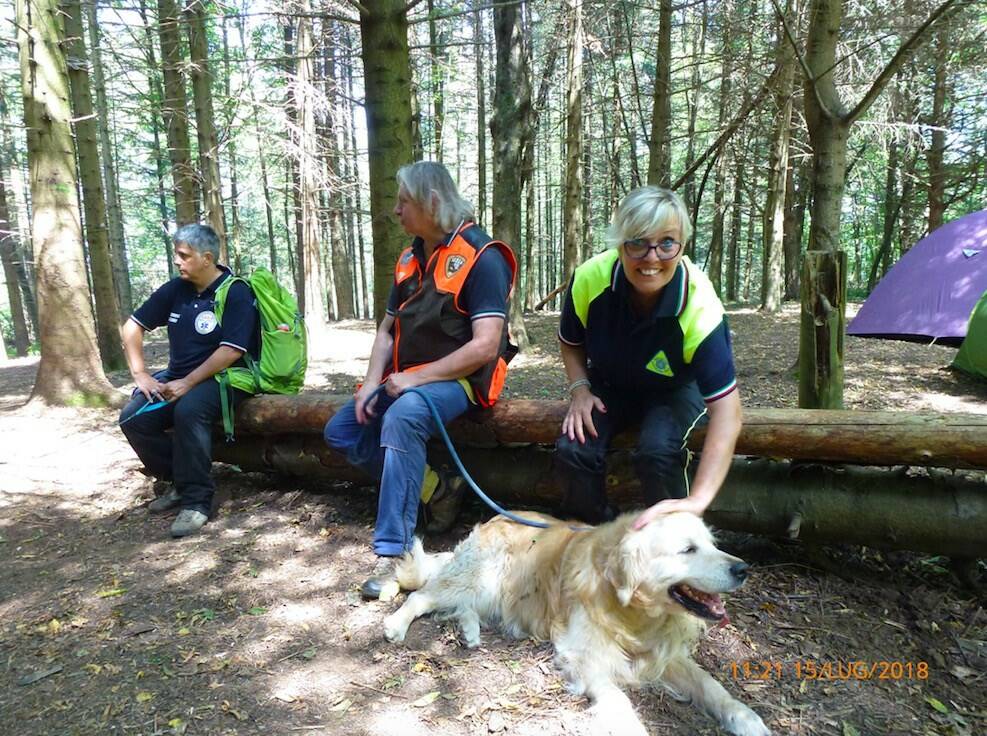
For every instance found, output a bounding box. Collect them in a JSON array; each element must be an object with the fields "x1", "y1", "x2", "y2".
[
  {"x1": 846, "y1": 0, "x2": 960, "y2": 124},
  {"x1": 769, "y1": 0, "x2": 838, "y2": 122},
  {"x1": 672, "y1": 64, "x2": 781, "y2": 191}
]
